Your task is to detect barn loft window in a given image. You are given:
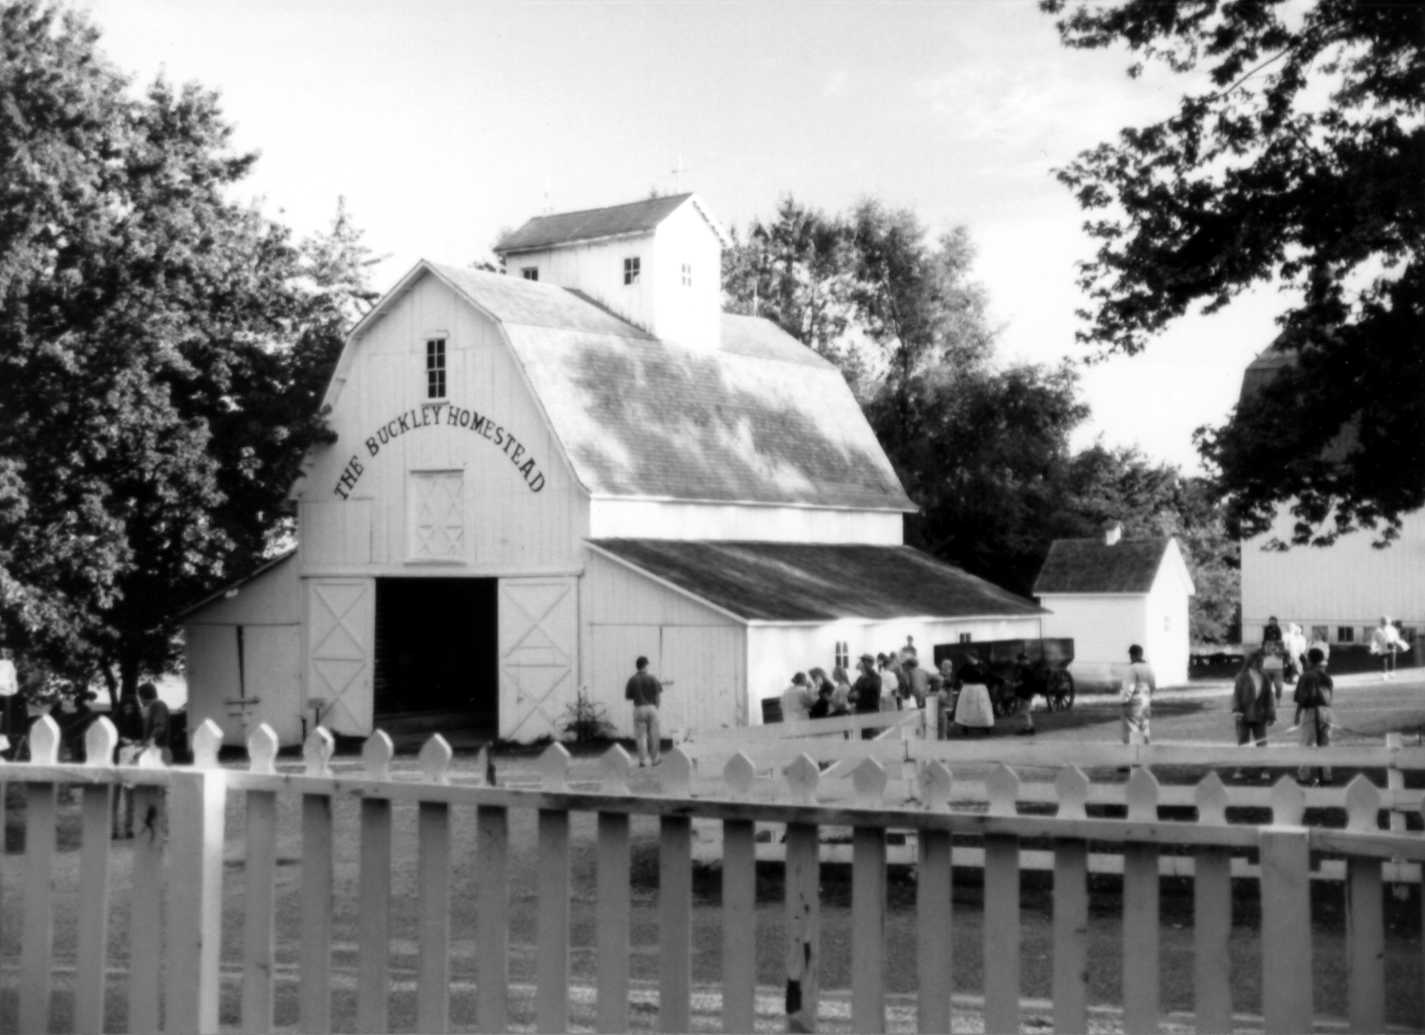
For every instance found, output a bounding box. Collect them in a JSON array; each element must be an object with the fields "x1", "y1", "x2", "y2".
[
  {"x1": 681, "y1": 262, "x2": 693, "y2": 287},
  {"x1": 425, "y1": 338, "x2": 446, "y2": 399},
  {"x1": 1337, "y1": 626, "x2": 1354, "y2": 643},
  {"x1": 834, "y1": 640, "x2": 848, "y2": 669},
  {"x1": 958, "y1": 633, "x2": 972, "y2": 644},
  {"x1": 623, "y1": 256, "x2": 641, "y2": 285},
  {"x1": 521, "y1": 266, "x2": 538, "y2": 281}
]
